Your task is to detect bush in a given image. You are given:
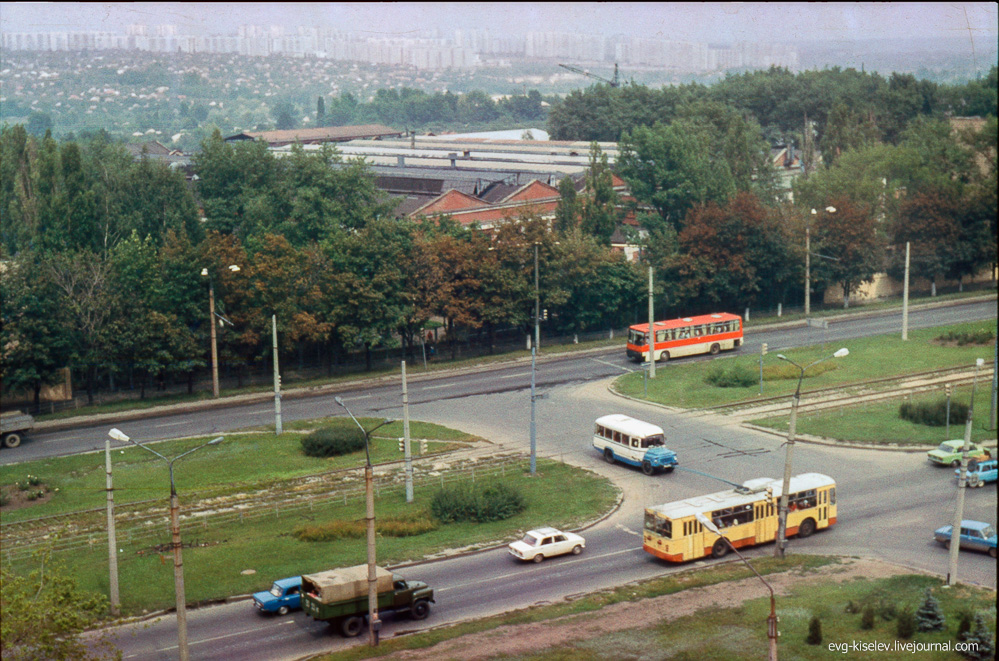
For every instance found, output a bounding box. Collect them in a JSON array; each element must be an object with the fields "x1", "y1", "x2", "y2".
[
  {"x1": 293, "y1": 512, "x2": 440, "y2": 542},
  {"x1": 896, "y1": 607, "x2": 916, "y2": 639},
  {"x1": 860, "y1": 604, "x2": 876, "y2": 630},
  {"x1": 957, "y1": 610, "x2": 974, "y2": 640},
  {"x1": 300, "y1": 426, "x2": 367, "y2": 458},
  {"x1": 899, "y1": 399, "x2": 968, "y2": 427},
  {"x1": 915, "y1": 587, "x2": 946, "y2": 632},
  {"x1": 806, "y1": 615, "x2": 823, "y2": 645},
  {"x1": 705, "y1": 363, "x2": 757, "y2": 388},
  {"x1": 293, "y1": 519, "x2": 365, "y2": 542},
  {"x1": 431, "y1": 483, "x2": 525, "y2": 523},
  {"x1": 936, "y1": 330, "x2": 995, "y2": 346},
  {"x1": 960, "y1": 612, "x2": 996, "y2": 661}
]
